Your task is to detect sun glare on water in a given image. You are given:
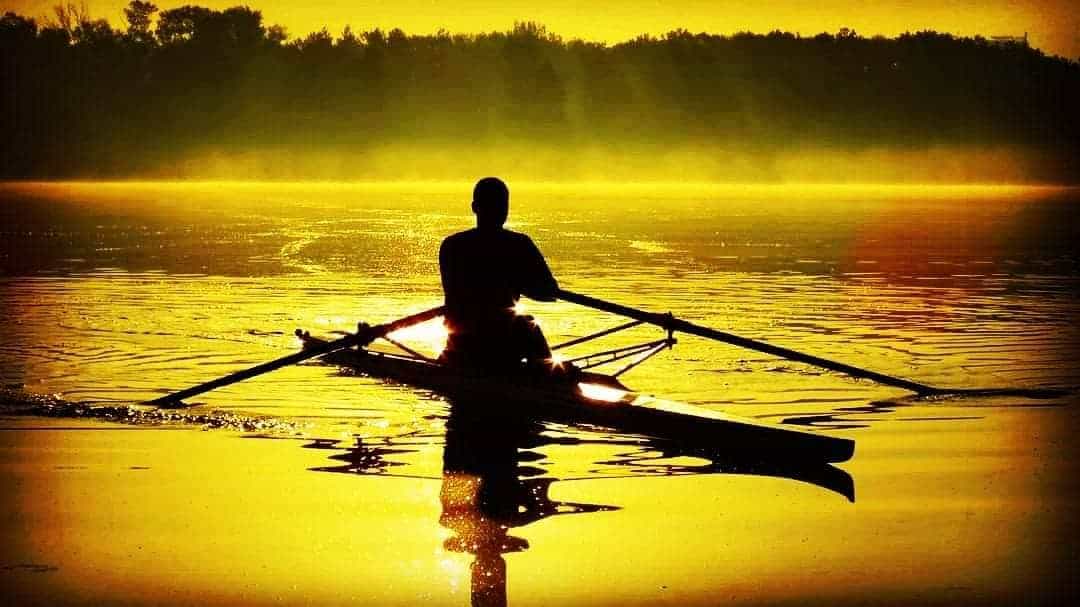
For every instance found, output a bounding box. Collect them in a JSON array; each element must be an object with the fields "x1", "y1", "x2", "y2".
[{"x1": 386, "y1": 317, "x2": 449, "y2": 355}]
